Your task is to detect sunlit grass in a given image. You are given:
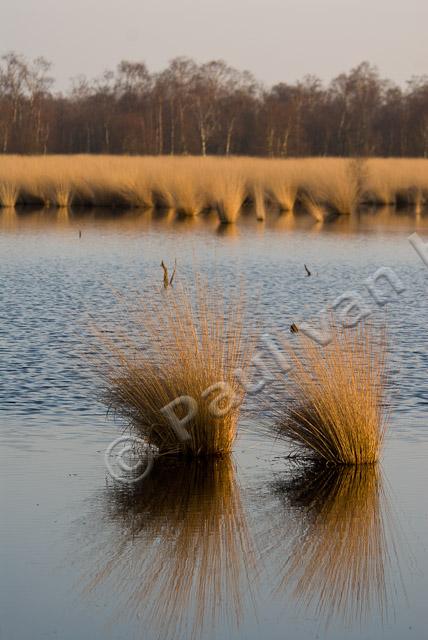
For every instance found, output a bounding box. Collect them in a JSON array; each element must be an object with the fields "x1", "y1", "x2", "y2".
[
  {"x1": 0, "y1": 181, "x2": 19, "y2": 207},
  {"x1": 97, "y1": 279, "x2": 253, "y2": 456},
  {"x1": 271, "y1": 321, "x2": 388, "y2": 465},
  {"x1": 0, "y1": 155, "x2": 427, "y2": 222},
  {"x1": 211, "y1": 169, "x2": 247, "y2": 223}
]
